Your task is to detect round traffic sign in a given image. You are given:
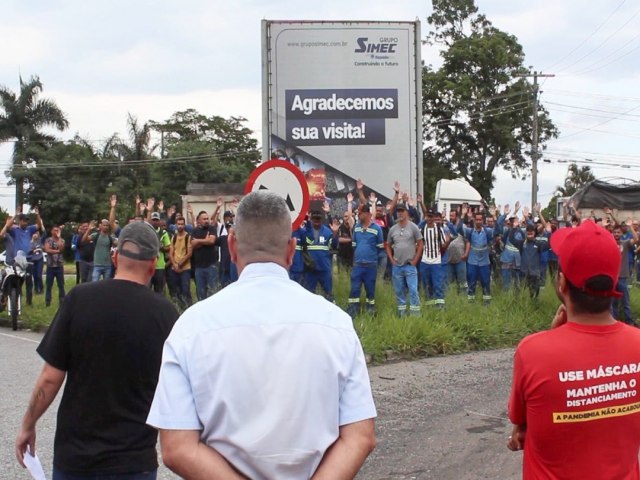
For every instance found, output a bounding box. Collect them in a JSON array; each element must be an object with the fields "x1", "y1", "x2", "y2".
[{"x1": 245, "y1": 160, "x2": 310, "y2": 229}]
